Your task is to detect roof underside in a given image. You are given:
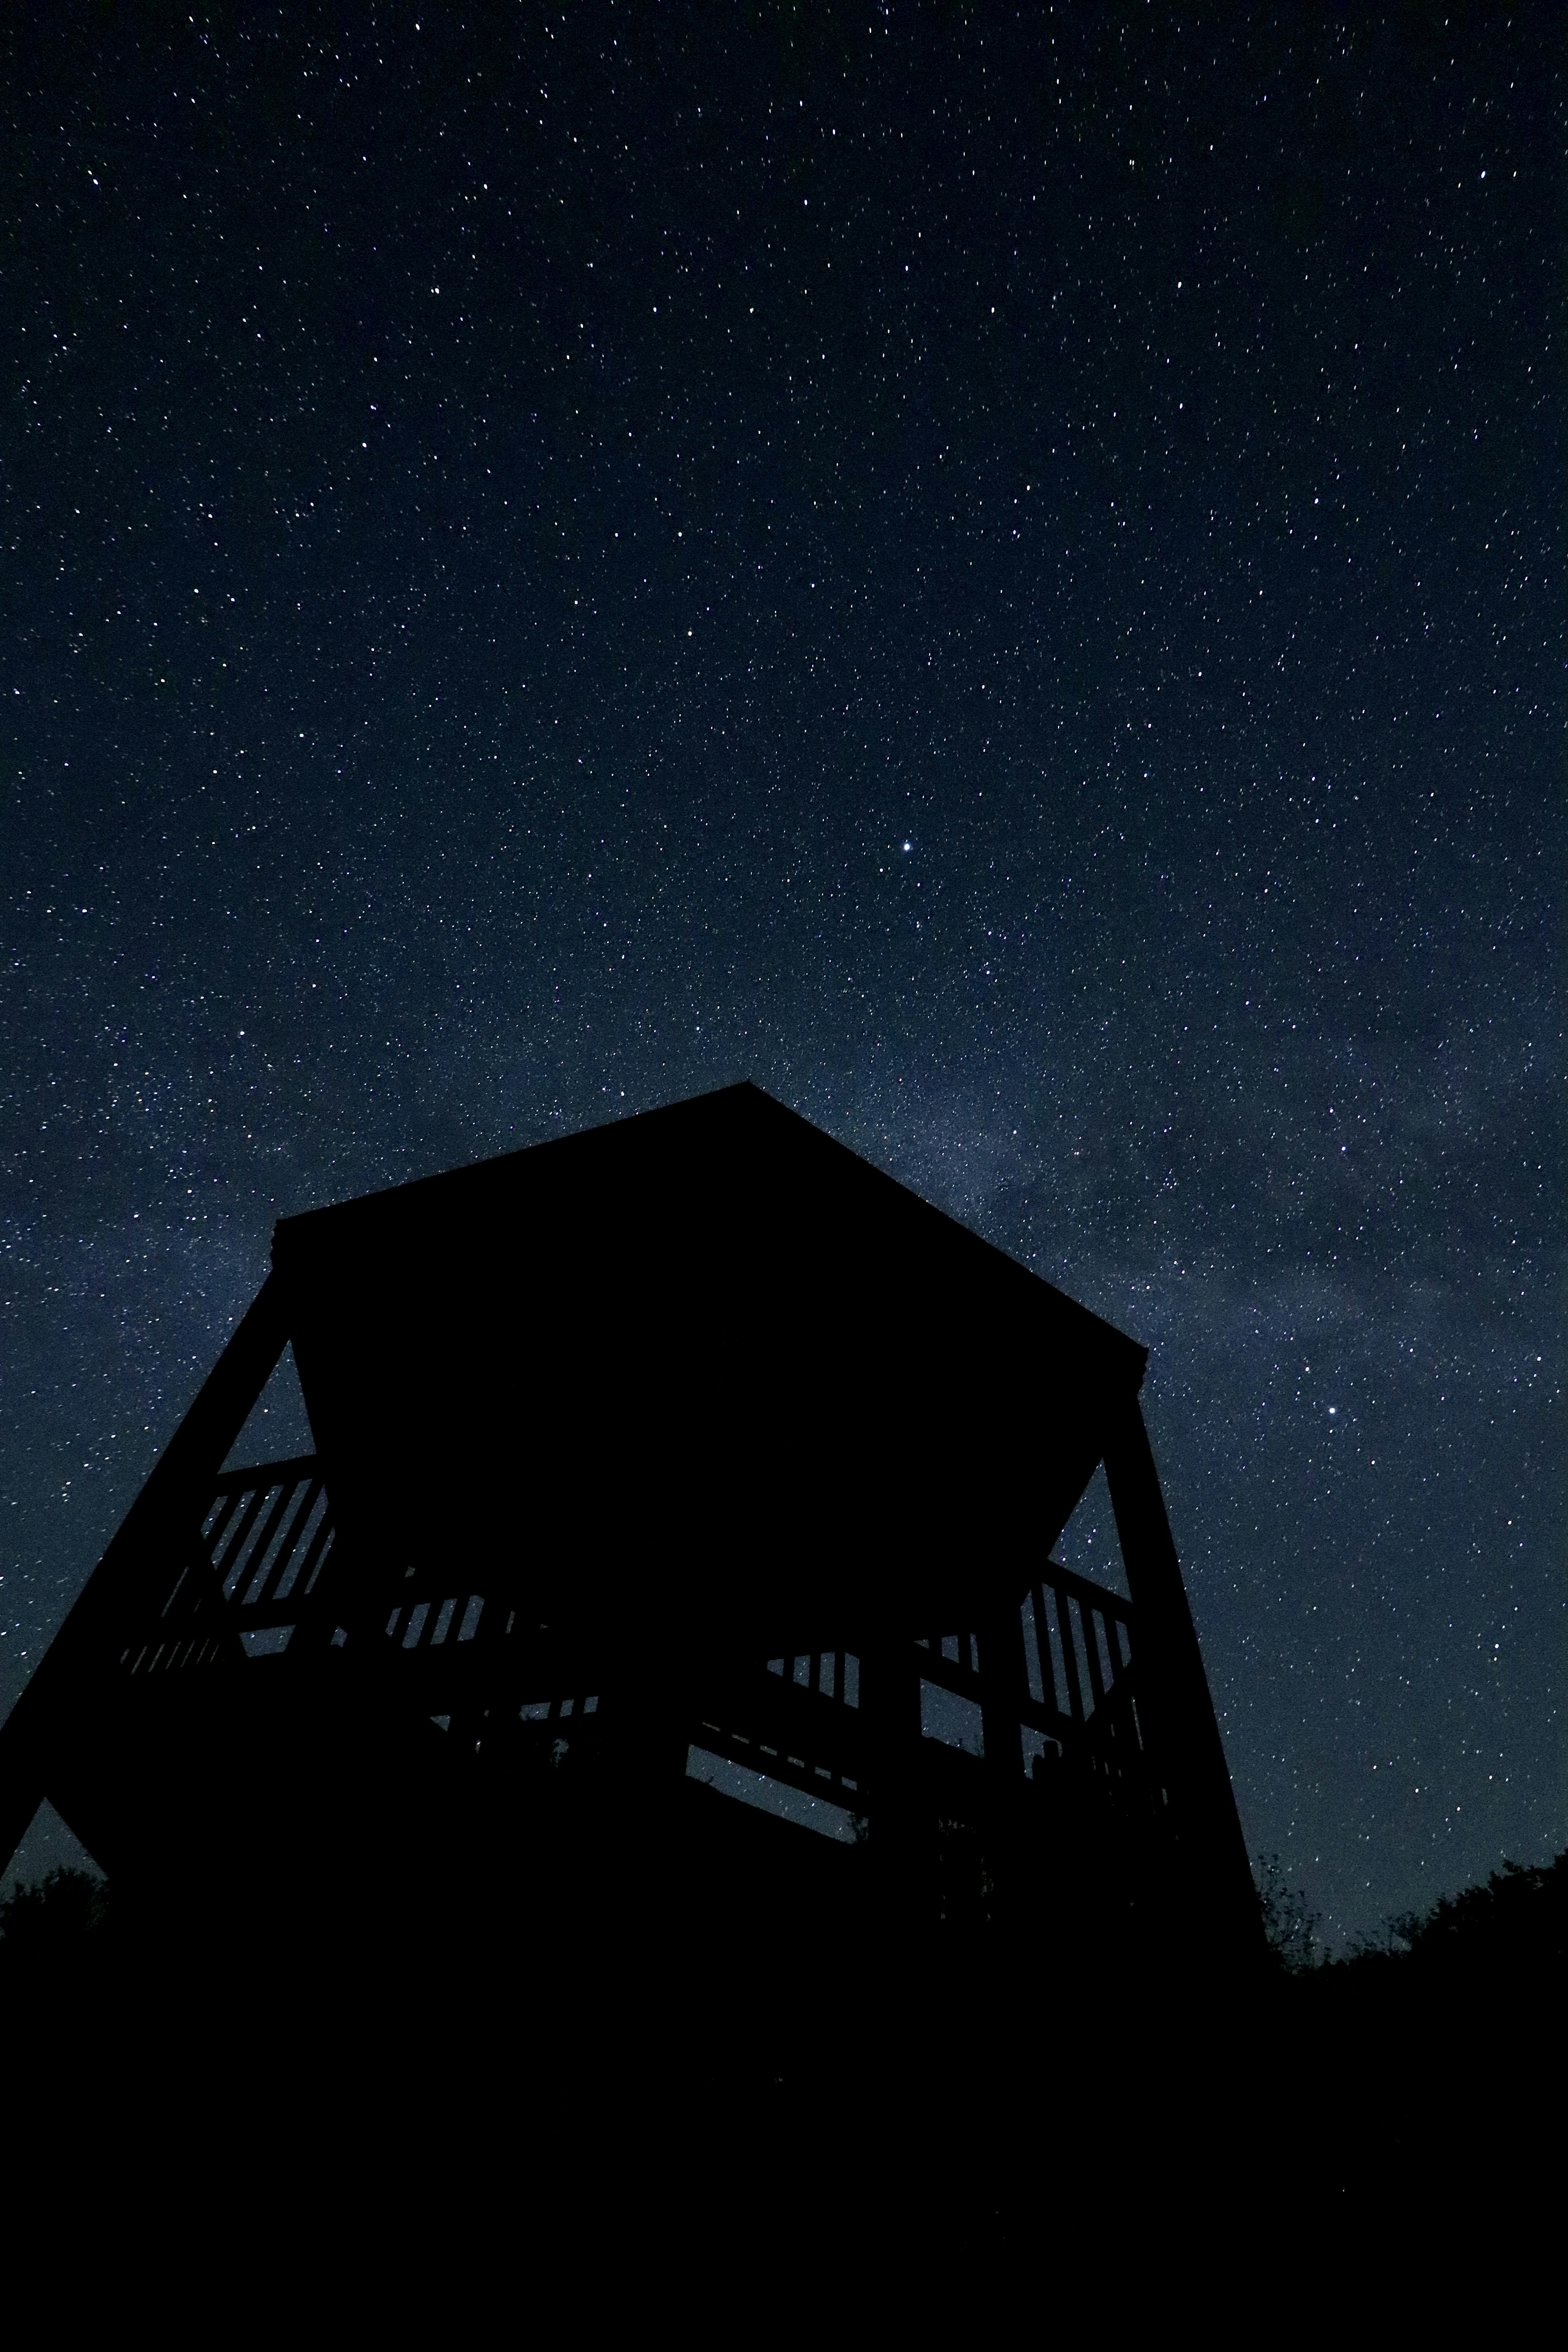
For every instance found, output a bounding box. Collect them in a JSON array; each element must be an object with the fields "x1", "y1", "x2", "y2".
[{"x1": 272, "y1": 1084, "x2": 1147, "y2": 1642}]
